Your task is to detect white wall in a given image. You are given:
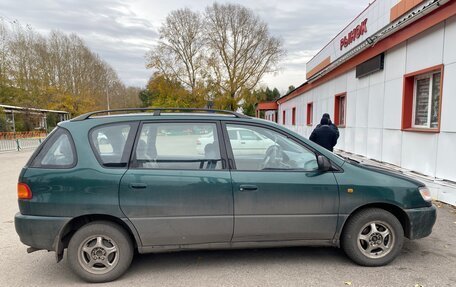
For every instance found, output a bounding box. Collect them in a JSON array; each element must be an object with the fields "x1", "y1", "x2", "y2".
[
  {"x1": 264, "y1": 110, "x2": 276, "y2": 122},
  {"x1": 278, "y1": 17, "x2": 456, "y2": 182}
]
